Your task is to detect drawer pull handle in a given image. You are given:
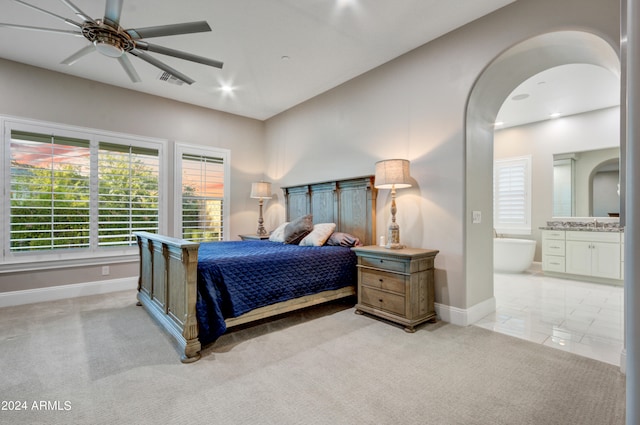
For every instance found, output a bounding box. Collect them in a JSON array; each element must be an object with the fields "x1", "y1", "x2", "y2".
[
  {"x1": 379, "y1": 299, "x2": 384, "y2": 303},
  {"x1": 379, "y1": 278, "x2": 384, "y2": 283}
]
